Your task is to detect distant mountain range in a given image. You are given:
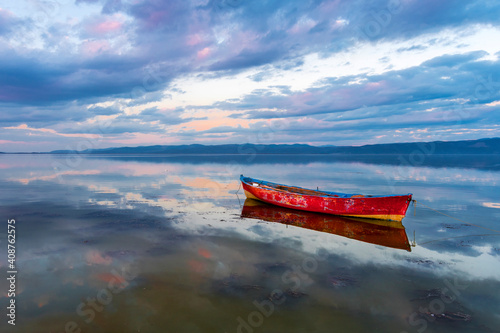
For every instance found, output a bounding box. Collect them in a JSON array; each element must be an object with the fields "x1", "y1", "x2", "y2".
[{"x1": 46, "y1": 137, "x2": 500, "y2": 155}]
